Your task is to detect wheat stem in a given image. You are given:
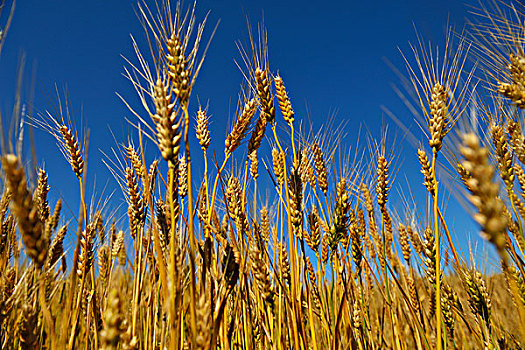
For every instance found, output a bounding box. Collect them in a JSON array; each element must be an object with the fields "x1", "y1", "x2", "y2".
[
  {"x1": 431, "y1": 149, "x2": 444, "y2": 350},
  {"x1": 182, "y1": 105, "x2": 198, "y2": 345}
]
